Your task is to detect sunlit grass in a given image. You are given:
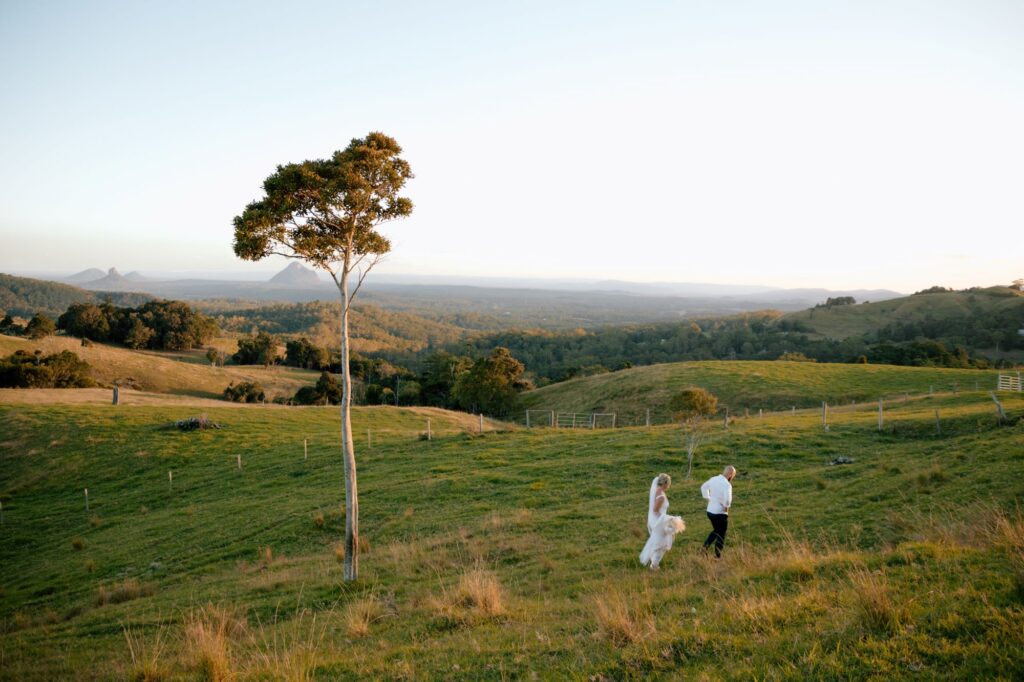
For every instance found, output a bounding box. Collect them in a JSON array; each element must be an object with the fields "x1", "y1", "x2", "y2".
[{"x1": 0, "y1": 387, "x2": 1022, "y2": 678}]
